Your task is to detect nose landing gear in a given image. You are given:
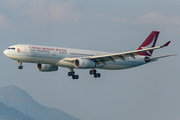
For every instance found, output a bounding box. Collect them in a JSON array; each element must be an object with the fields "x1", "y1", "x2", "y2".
[{"x1": 18, "y1": 61, "x2": 23, "y2": 69}]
